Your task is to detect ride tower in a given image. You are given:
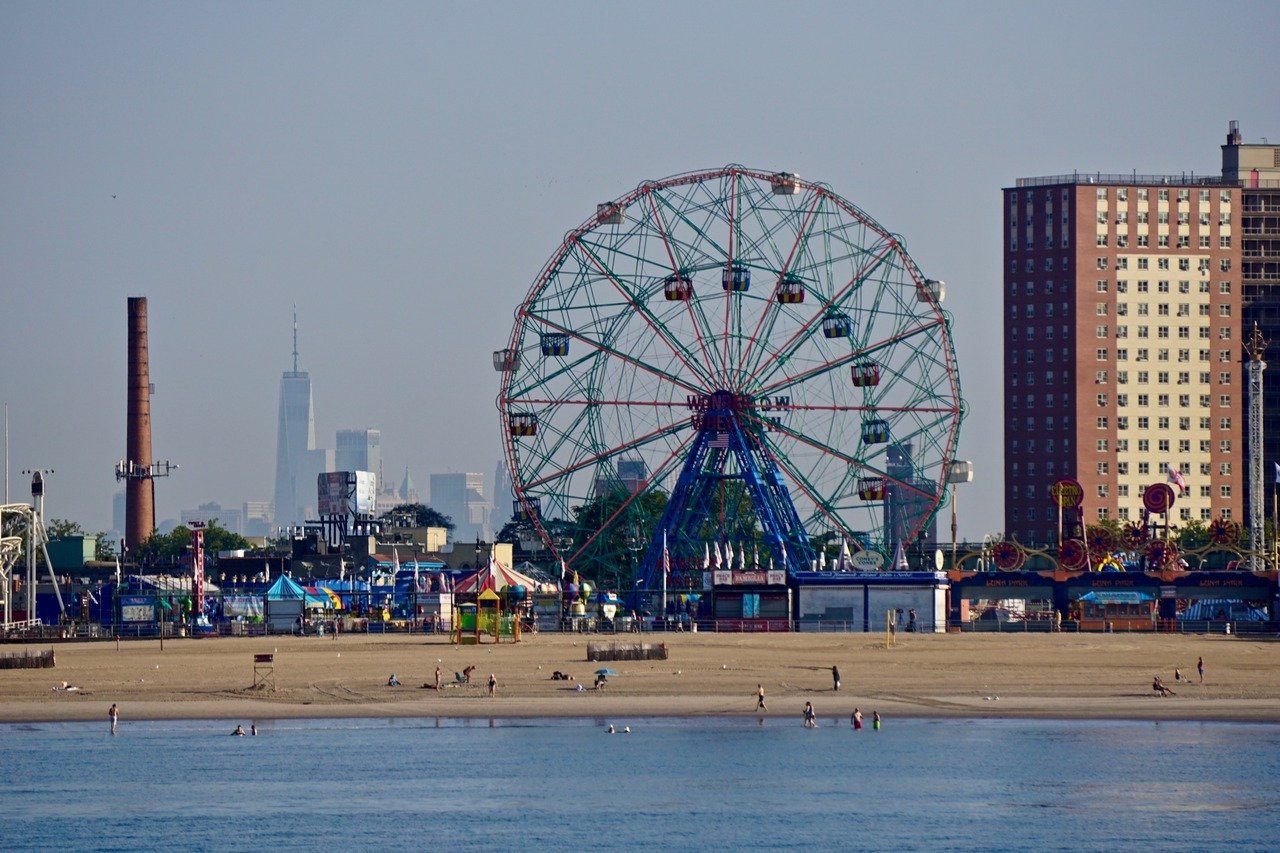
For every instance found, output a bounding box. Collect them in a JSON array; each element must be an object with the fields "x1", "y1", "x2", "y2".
[{"x1": 637, "y1": 390, "x2": 816, "y2": 587}]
